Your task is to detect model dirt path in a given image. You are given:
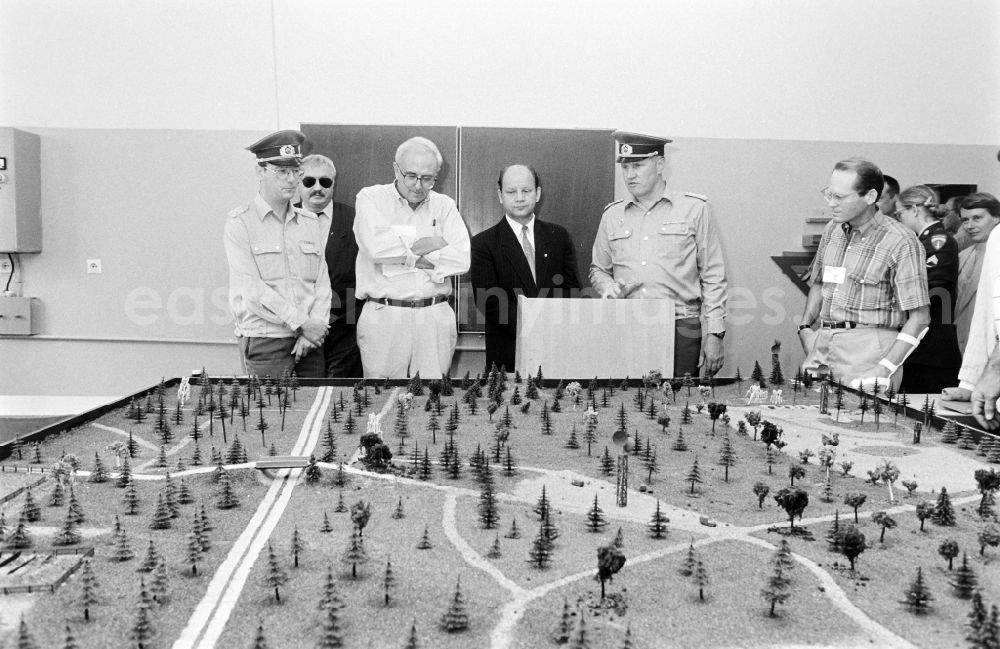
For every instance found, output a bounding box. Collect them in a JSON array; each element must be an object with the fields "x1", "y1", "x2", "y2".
[
  {"x1": 341, "y1": 458, "x2": 923, "y2": 649},
  {"x1": 170, "y1": 386, "x2": 333, "y2": 649}
]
